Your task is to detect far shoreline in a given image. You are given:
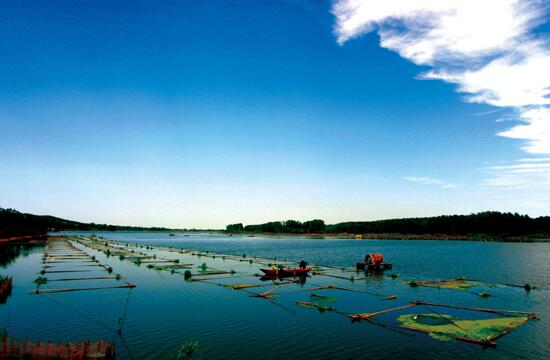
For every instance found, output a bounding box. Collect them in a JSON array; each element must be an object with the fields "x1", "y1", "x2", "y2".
[
  {"x1": 224, "y1": 231, "x2": 550, "y2": 243},
  {"x1": 44, "y1": 229, "x2": 550, "y2": 243}
]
